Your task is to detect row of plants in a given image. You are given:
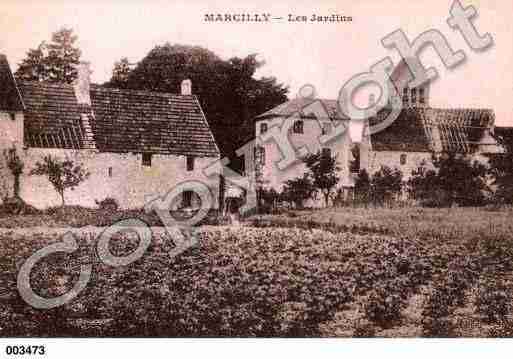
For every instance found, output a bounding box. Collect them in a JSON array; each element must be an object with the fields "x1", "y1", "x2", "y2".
[{"x1": 2, "y1": 217, "x2": 513, "y2": 337}]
